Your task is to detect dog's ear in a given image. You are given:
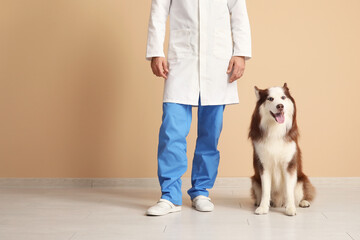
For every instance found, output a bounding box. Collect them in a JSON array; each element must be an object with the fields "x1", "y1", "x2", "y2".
[
  {"x1": 254, "y1": 86, "x2": 261, "y2": 100},
  {"x1": 283, "y1": 83, "x2": 289, "y2": 90}
]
